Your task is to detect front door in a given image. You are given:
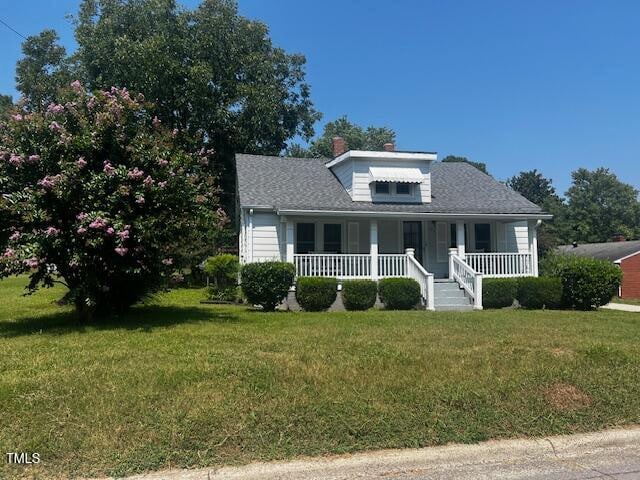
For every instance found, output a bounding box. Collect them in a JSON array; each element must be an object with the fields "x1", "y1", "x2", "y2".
[{"x1": 403, "y1": 221, "x2": 423, "y2": 264}]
